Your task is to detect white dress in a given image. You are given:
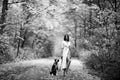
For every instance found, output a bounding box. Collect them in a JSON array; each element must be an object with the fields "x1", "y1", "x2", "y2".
[{"x1": 61, "y1": 41, "x2": 71, "y2": 69}]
